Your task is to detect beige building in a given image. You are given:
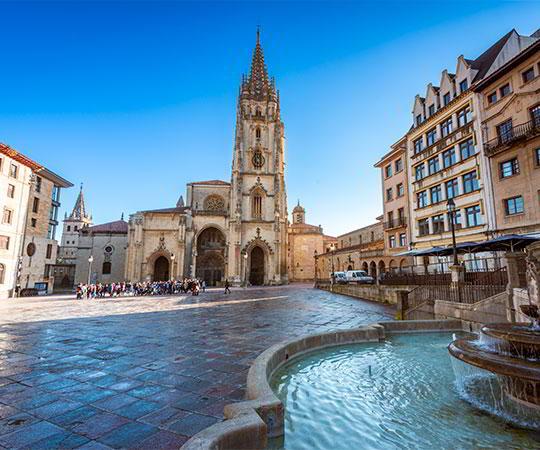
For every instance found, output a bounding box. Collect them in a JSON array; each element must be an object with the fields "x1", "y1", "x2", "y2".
[
  {"x1": 74, "y1": 219, "x2": 128, "y2": 285},
  {"x1": 125, "y1": 33, "x2": 289, "y2": 286},
  {"x1": 474, "y1": 31, "x2": 540, "y2": 235},
  {"x1": 0, "y1": 143, "x2": 72, "y2": 298},
  {"x1": 287, "y1": 202, "x2": 336, "y2": 282},
  {"x1": 374, "y1": 136, "x2": 411, "y2": 266}
]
